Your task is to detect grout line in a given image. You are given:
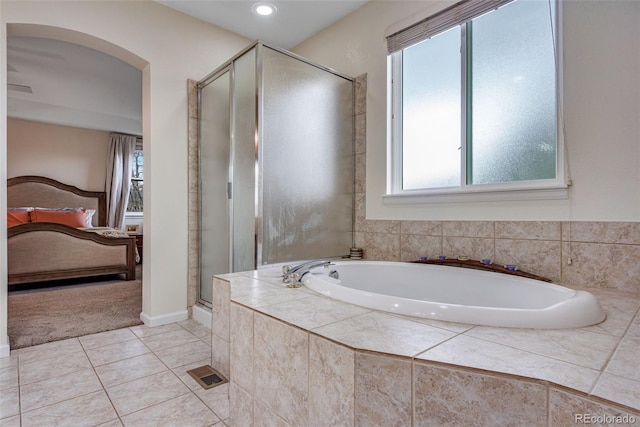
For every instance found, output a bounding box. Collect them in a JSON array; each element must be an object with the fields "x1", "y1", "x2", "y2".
[
  {"x1": 588, "y1": 306, "x2": 640, "y2": 395},
  {"x1": 14, "y1": 324, "x2": 224, "y2": 425},
  {"x1": 411, "y1": 329, "x2": 468, "y2": 359}
]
